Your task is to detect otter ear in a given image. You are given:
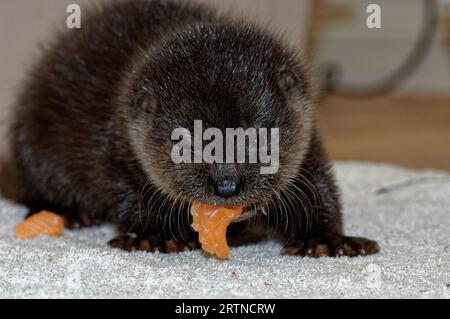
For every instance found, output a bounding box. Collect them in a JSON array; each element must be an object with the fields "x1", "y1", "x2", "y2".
[{"x1": 277, "y1": 70, "x2": 299, "y2": 94}]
